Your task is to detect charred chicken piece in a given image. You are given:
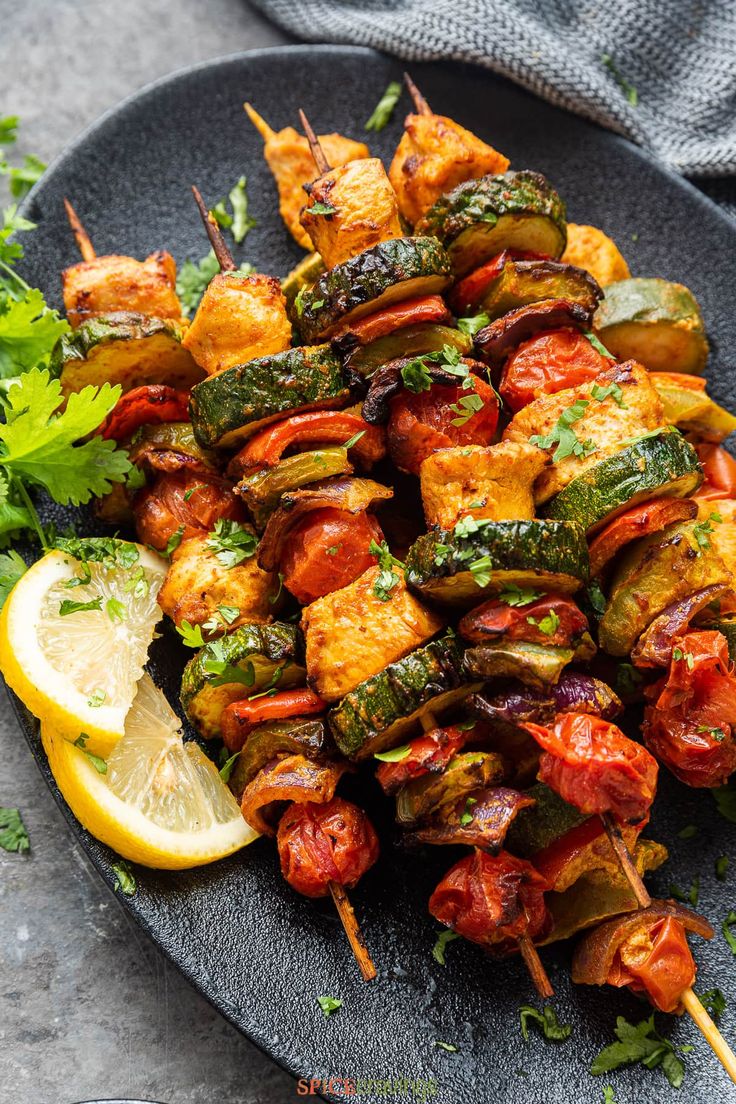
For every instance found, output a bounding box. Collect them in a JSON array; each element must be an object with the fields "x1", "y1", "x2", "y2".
[{"x1": 62, "y1": 250, "x2": 184, "y2": 327}]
